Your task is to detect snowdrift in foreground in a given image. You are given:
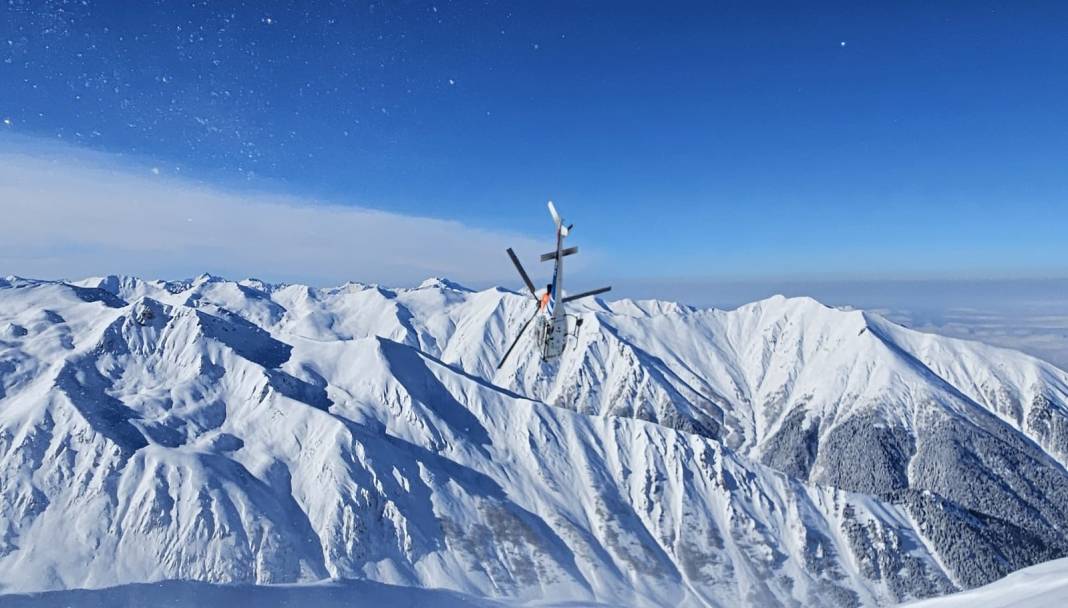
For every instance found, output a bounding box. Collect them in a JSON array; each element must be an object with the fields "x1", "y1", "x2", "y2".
[
  {"x1": 6, "y1": 558, "x2": 1068, "y2": 608},
  {"x1": 903, "y1": 557, "x2": 1068, "y2": 608},
  {"x1": 1, "y1": 274, "x2": 1067, "y2": 606},
  {"x1": 0, "y1": 579, "x2": 502, "y2": 608}
]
